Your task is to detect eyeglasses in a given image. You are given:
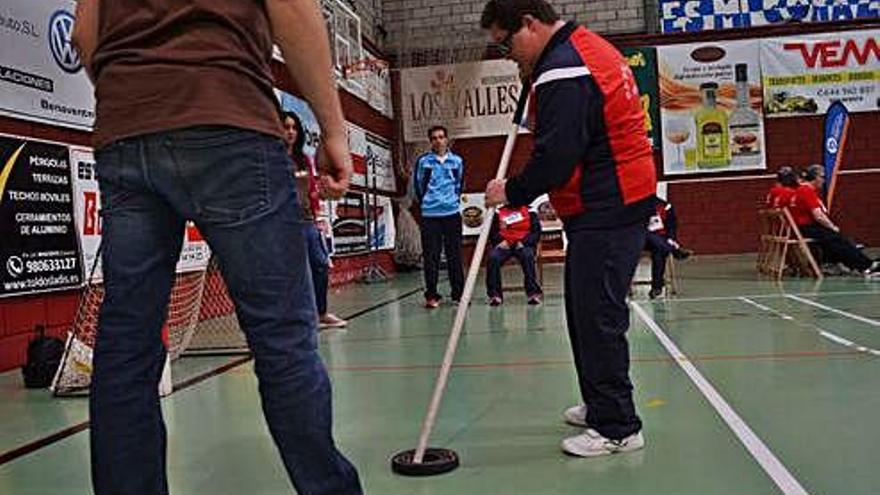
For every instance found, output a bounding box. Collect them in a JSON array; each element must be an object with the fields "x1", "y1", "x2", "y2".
[{"x1": 496, "y1": 30, "x2": 515, "y2": 55}]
